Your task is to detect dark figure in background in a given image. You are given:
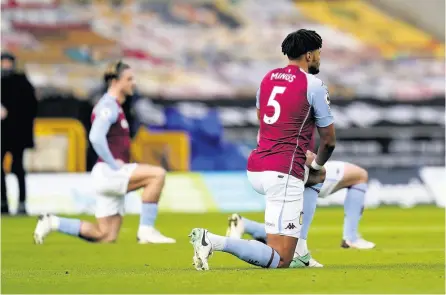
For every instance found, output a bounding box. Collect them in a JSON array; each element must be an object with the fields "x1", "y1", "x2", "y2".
[{"x1": 1, "y1": 52, "x2": 38, "y2": 215}]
